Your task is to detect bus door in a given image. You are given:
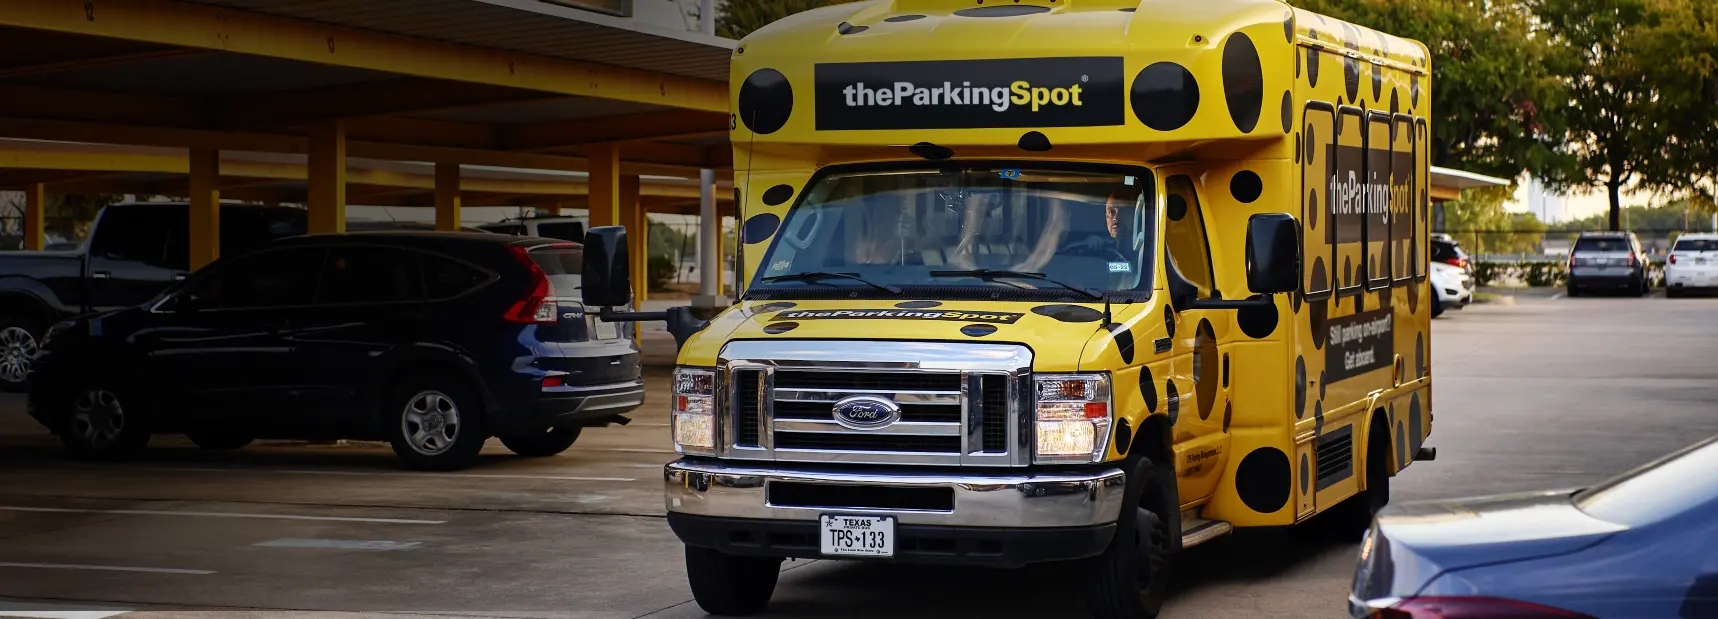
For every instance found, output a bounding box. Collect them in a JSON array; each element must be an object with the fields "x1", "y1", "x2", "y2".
[{"x1": 1161, "y1": 172, "x2": 1232, "y2": 505}]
